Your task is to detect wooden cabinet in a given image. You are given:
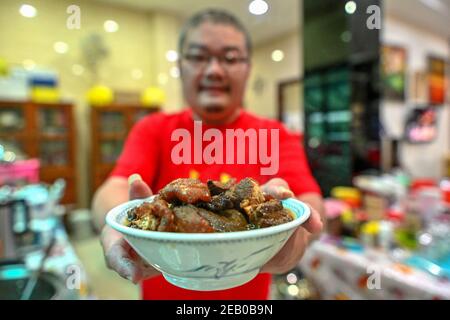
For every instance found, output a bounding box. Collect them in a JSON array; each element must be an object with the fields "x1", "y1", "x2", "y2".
[
  {"x1": 0, "y1": 100, "x2": 77, "y2": 205},
  {"x1": 90, "y1": 105, "x2": 160, "y2": 194}
]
